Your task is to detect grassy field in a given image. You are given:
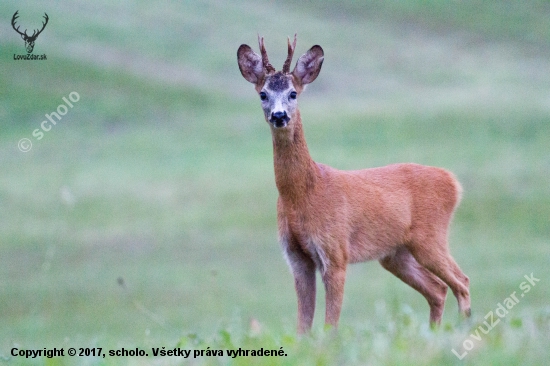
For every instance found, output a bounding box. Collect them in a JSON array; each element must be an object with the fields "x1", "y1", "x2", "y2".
[{"x1": 1, "y1": 0, "x2": 549, "y2": 365}]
